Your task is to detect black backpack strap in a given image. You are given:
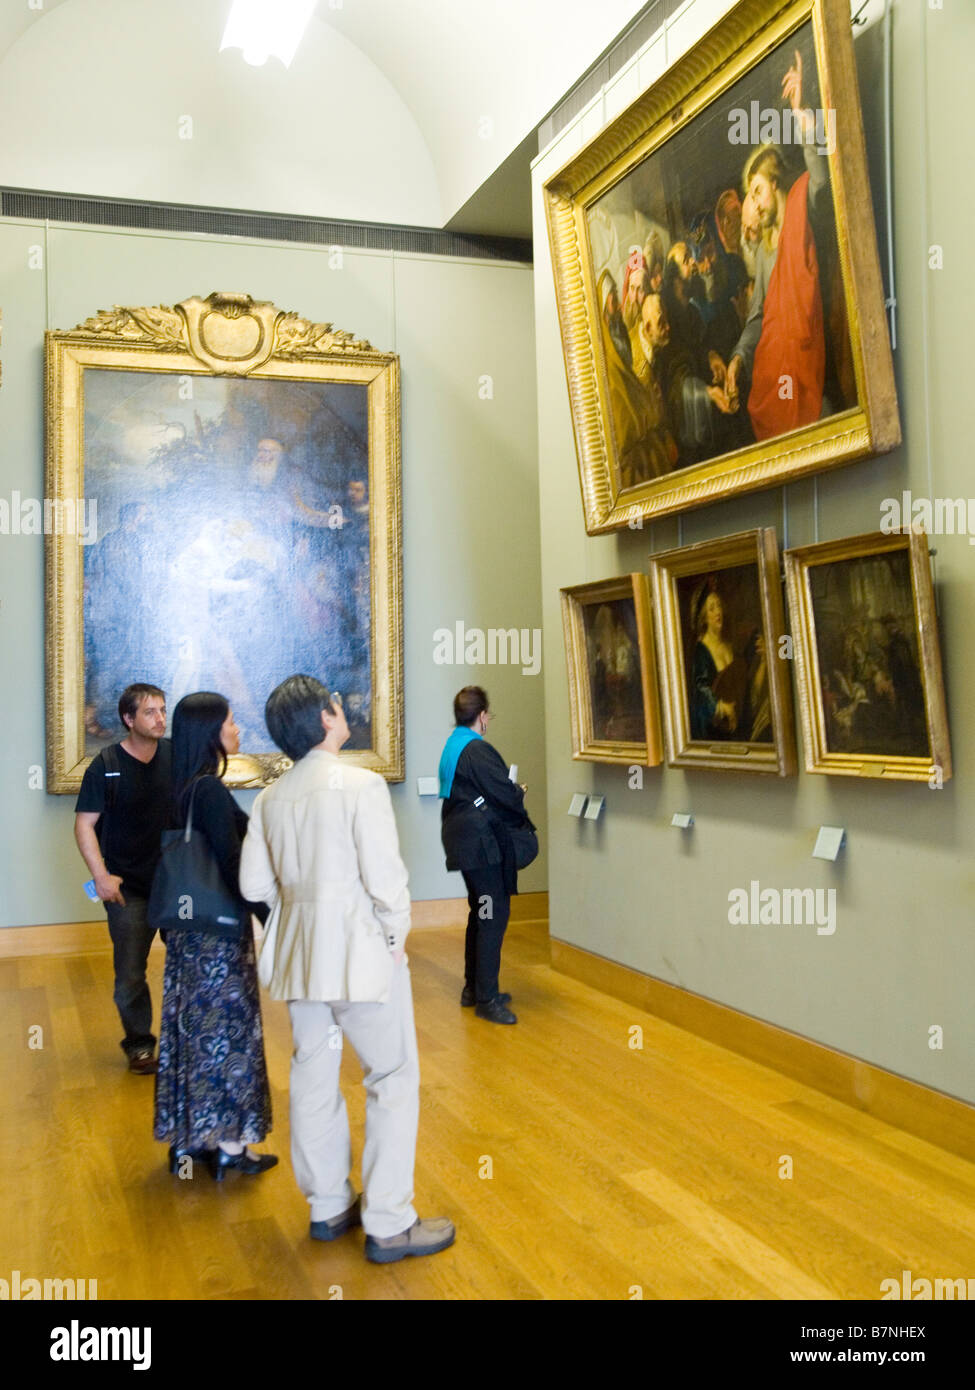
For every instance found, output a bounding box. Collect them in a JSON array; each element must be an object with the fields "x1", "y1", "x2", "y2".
[{"x1": 101, "y1": 743, "x2": 121, "y2": 814}]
